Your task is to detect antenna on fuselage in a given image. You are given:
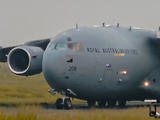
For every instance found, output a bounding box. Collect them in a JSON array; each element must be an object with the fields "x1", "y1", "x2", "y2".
[
  {"x1": 102, "y1": 23, "x2": 105, "y2": 27},
  {"x1": 117, "y1": 23, "x2": 119, "y2": 27},
  {"x1": 76, "y1": 23, "x2": 78, "y2": 29},
  {"x1": 129, "y1": 26, "x2": 132, "y2": 31}
]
